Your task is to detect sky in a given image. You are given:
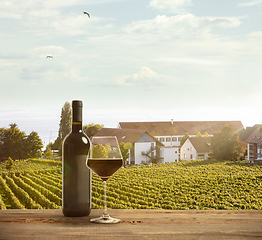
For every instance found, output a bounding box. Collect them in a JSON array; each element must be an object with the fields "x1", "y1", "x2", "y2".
[{"x1": 0, "y1": 0, "x2": 262, "y2": 144}]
